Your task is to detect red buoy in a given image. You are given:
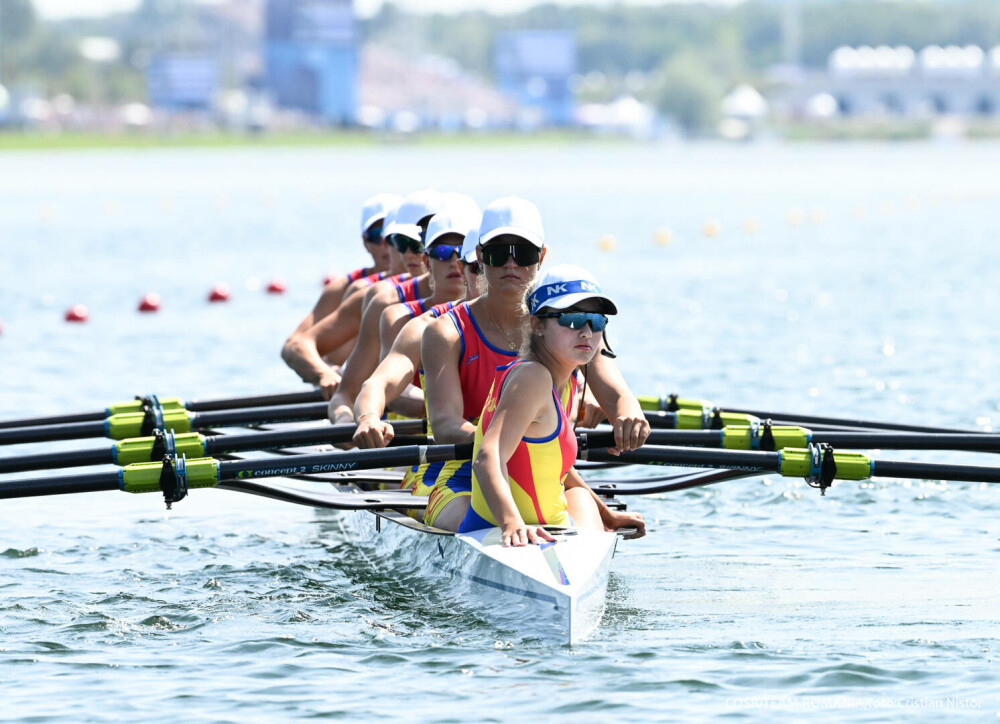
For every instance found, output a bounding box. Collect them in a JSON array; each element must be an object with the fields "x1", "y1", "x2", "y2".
[
  {"x1": 266, "y1": 278, "x2": 287, "y2": 295},
  {"x1": 138, "y1": 293, "x2": 161, "y2": 313},
  {"x1": 208, "y1": 284, "x2": 230, "y2": 303},
  {"x1": 322, "y1": 273, "x2": 335, "y2": 286},
  {"x1": 65, "y1": 304, "x2": 89, "y2": 323}
]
